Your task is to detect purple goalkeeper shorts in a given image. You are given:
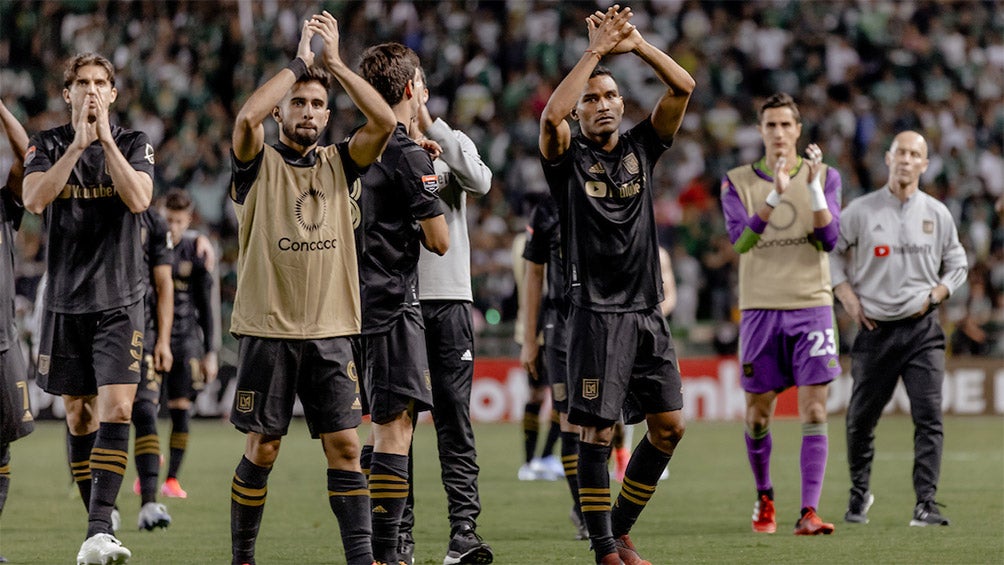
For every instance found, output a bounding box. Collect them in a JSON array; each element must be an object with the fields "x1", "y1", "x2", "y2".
[{"x1": 739, "y1": 306, "x2": 841, "y2": 394}]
